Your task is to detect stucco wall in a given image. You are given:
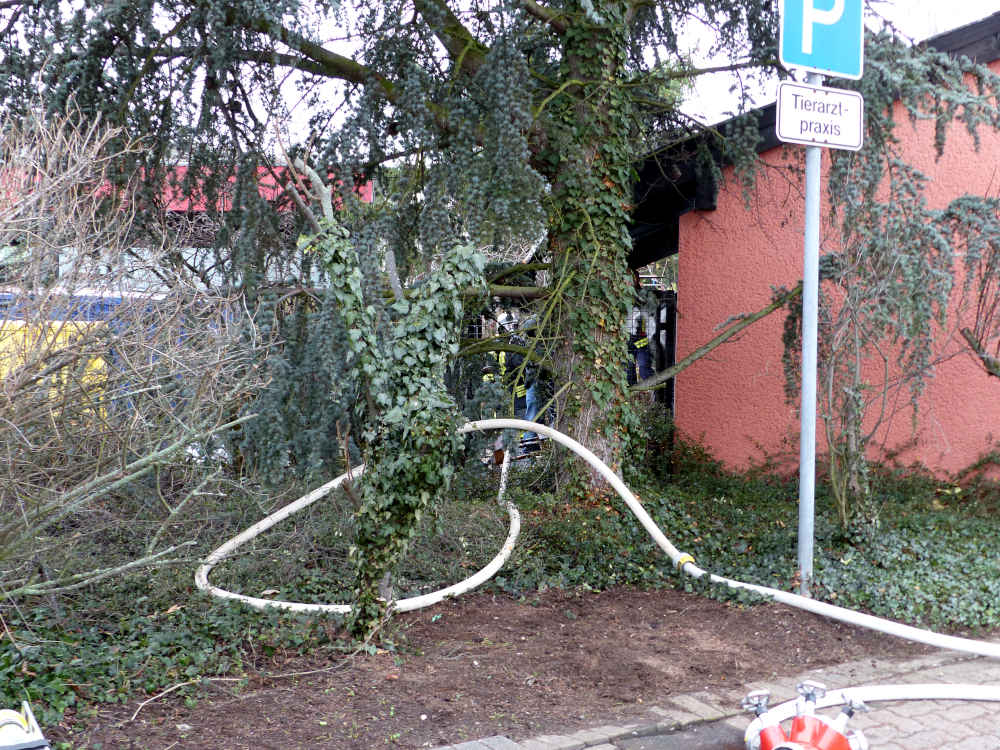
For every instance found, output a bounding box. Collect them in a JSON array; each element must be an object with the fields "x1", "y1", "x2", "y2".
[{"x1": 674, "y1": 70, "x2": 1000, "y2": 477}]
